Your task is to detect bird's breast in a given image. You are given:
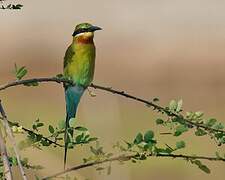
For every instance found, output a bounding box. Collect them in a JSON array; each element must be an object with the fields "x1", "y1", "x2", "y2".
[{"x1": 69, "y1": 44, "x2": 96, "y2": 87}]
